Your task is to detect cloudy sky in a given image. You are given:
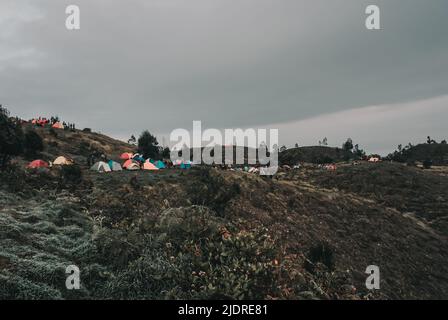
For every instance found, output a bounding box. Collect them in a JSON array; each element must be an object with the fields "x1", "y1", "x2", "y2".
[{"x1": 1, "y1": 0, "x2": 447, "y2": 155}]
